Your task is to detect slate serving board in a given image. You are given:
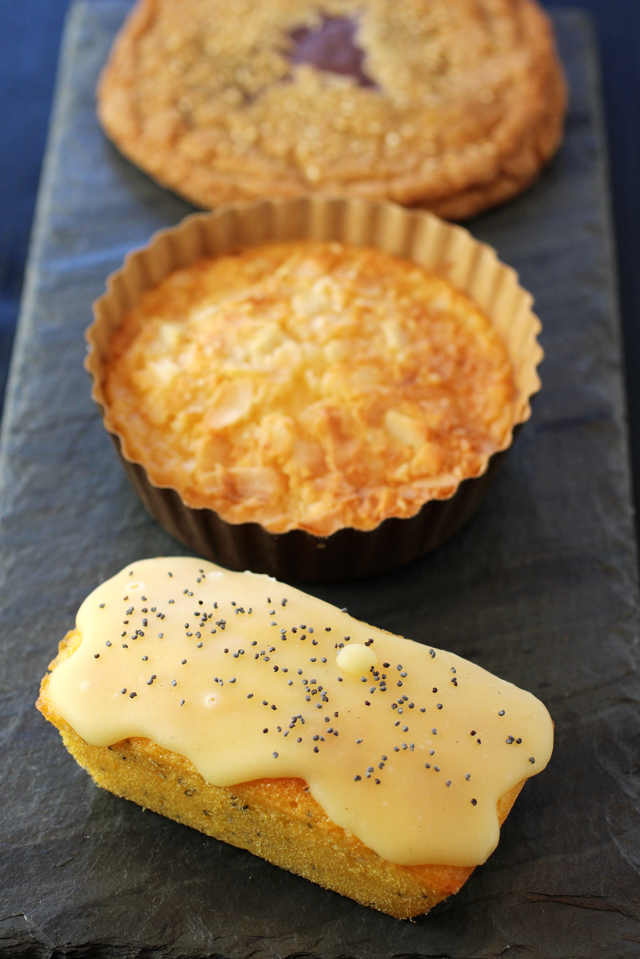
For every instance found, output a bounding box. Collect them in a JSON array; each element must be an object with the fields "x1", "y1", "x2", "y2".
[{"x1": 2, "y1": 4, "x2": 640, "y2": 957}]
